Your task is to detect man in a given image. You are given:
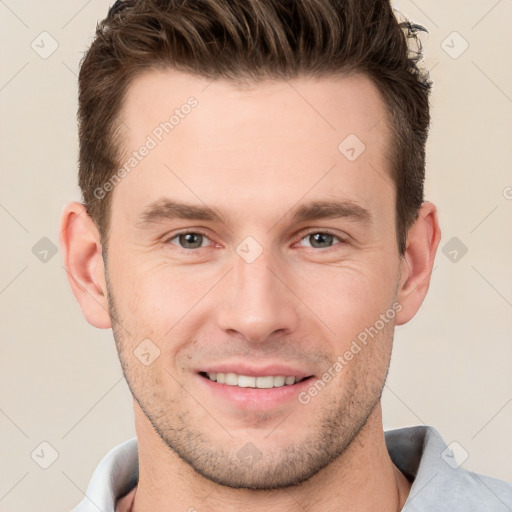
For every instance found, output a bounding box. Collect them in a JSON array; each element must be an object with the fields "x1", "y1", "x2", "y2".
[{"x1": 60, "y1": 0, "x2": 512, "y2": 511}]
